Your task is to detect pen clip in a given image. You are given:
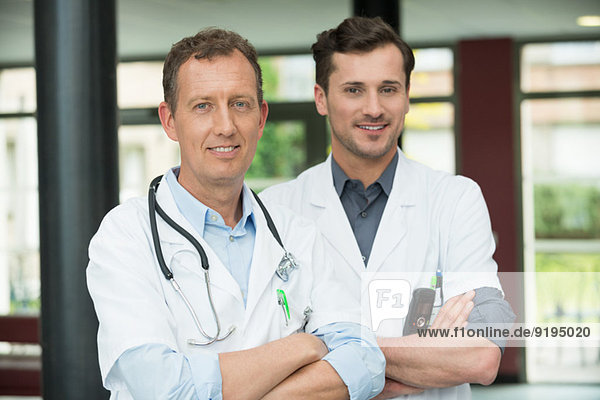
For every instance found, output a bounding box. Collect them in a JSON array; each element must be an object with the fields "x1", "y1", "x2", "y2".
[{"x1": 277, "y1": 289, "x2": 290, "y2": 326}]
